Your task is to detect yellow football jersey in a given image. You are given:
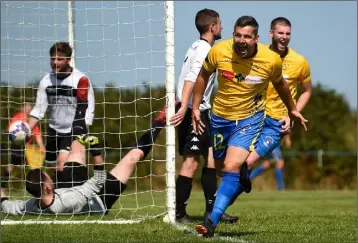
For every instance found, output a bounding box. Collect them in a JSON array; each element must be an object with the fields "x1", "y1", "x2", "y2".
[
  {"x1": 265, "y1": 47, "x2": 311, "y2": 120},
  {"x1": 203, "y1": 39, "x2": 283, "y2": 121}
]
